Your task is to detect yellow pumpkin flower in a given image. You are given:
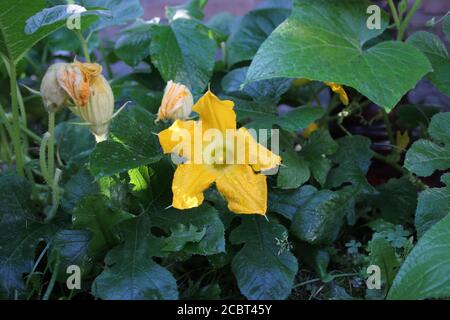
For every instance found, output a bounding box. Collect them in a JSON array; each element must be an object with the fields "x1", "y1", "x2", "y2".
[{"x1": 158, "y1": 90, "x2": 281, "y2": 215}]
